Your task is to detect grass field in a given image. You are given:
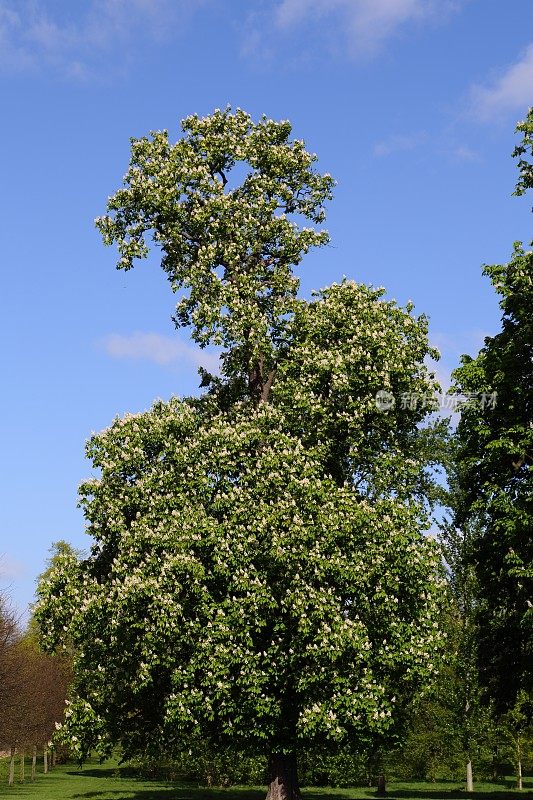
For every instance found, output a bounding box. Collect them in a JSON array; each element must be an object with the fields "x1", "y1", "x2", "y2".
[{"x1": 0, "y1": 759, "x2": 532, "y2": 800}]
